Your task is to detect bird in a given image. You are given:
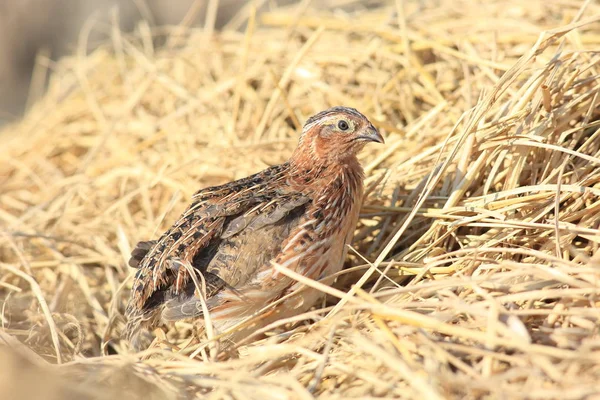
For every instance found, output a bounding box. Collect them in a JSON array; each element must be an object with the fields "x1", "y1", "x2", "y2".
[{"x1": 123, "y1": 106, "x2": 384, "y2": 350}]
